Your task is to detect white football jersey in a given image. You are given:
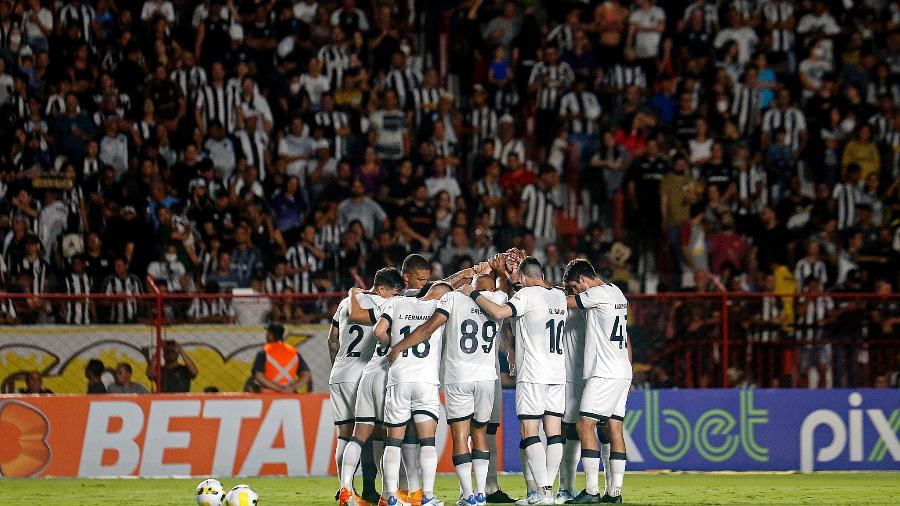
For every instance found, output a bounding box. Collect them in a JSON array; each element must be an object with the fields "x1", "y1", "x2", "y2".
[
  {"x1": 576, "y1": 283, "x2": 632, "y2": 379},
  {"x1": 562, "y1": 308, "x2": 586, "y2": 384},
  {"x1": 506, "y1": 286, "x2": 567, "y2": 384},
  {"x1": 437, "y1": 290, "x2": 507, "y2": 384},
  {"x1": 360, "y1": 294, "x2": 395, "y2": 376},
  {"x1": 329, "y1": 293, "x2": 385, "y2": 384},
  {"x1": 381, "y1": 297, "x2": 443, "y2": 387}
]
